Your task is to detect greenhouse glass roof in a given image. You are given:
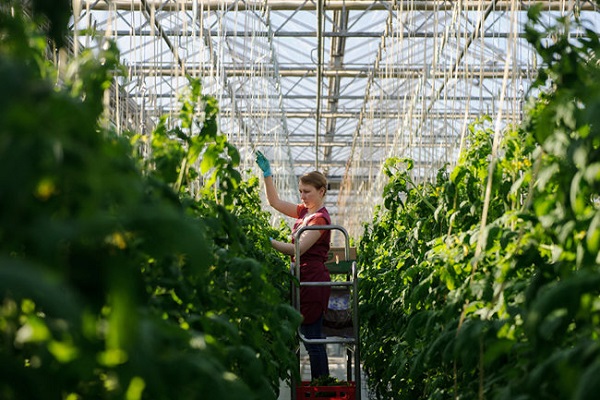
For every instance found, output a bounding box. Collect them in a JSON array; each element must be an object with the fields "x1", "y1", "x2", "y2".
[{"x1": 72, "y1": 0, "x2": 600, "y2": 238}]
